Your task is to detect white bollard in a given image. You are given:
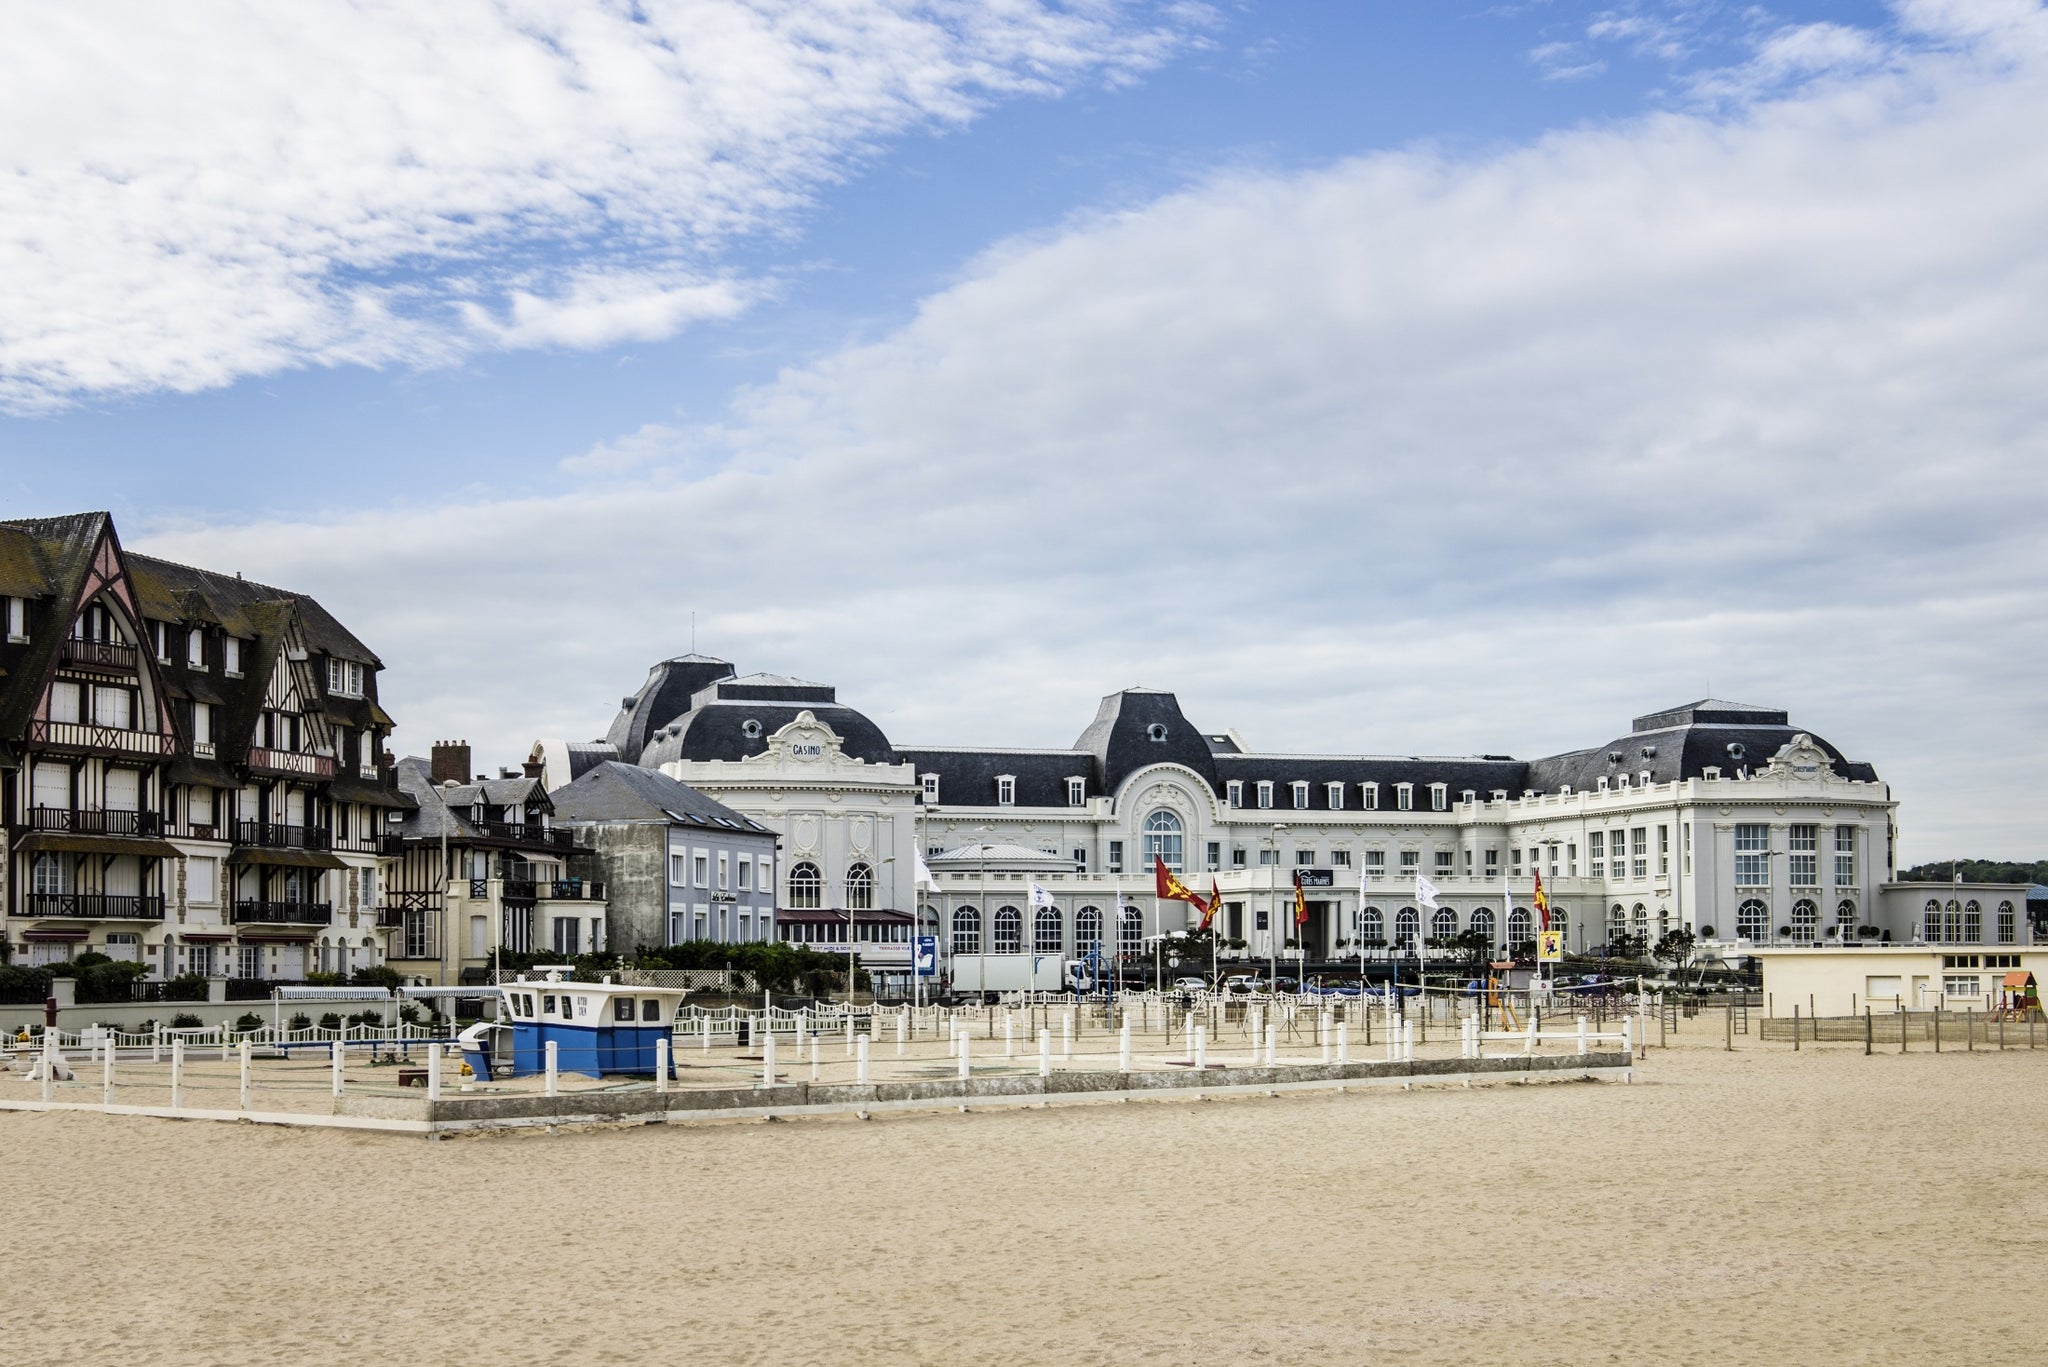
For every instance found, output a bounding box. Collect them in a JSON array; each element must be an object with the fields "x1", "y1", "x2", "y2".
[
  {"x1": 429, "y1": 1042, "x2": 445, "y2": 1100},
  {"x1": 958, "y1": 1034, "x2": 971, "y2": 1081},
  {"x1": 1263, "y1": 1023, "x2": 1278, "y2": 1067},
  {"x1": 1004, "y1": 1013, "x2": 1016, "y2": 1058},
  {"x1": 846, "y1": 1014, "x2": 855, "y2": 1057},
  {"x1": 239, "y1": 1039, "x2": 252, "y2": 1111},
  {"x1": 1194, "y1": 1026, "x2": 1207, "y2": 1071},
  {"x1": 856, "y1": 1034, "x2": 870, "y2": 1085},
  {"x1": 702, "y1": 1015, "x2": 712, "y2": 1052},
  {"x1": 1118, "y1": 1021, "x2": 1132, "y2": 1073},
  {"x1": 762, "y1": 1033, "x2": 777, "y2": 1089},
  {"x1": 1320, "y1": 1022, "x2": 1332, "y2": 1065},
  {"x1": 1337, "y1": 1020, "x2": 1350, "y2": 1065},
  {"x1": 1578, "y1": 1016, "x2": 1590, "y2": 1056},
  {"x1": 102, "y1": 1036, "x2": 116, "y2": 1106},
  {"x1": 1062, "y1": 1011, "x2": 1074, "y2": 1060},
  {"x1": 220, "y1": 1024, "x2": 231, "y2": 1063},
  {"x1": 170, "y1": 1039, "x2": 185, "y2": 1109},
  {"x1": 544, "y1": 1039, "x2": 559, "y2": 1097},
  {"x1": 1039, "y1": 1029, "x2": 1051, "y2": 1078},
  {"x1": 40, "y1": 1035, "x2": 55, "y2": 1103},
  {"x1": 810, "y1": 1050, "x2": 820, "y2": 1083},
  {"x1": 152, "y1": 1025, "x2": 163, "y2": 1065},
  {"x1": 1623, "y1": 1017, "x2": 1634, "y2": 1058},
  {"x1": 896, "y1": 1011, "x2": 908, "y2": 1056},
  {"x1": 330, "y1": 1040, "x2": 345, "y2": 1097}
]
